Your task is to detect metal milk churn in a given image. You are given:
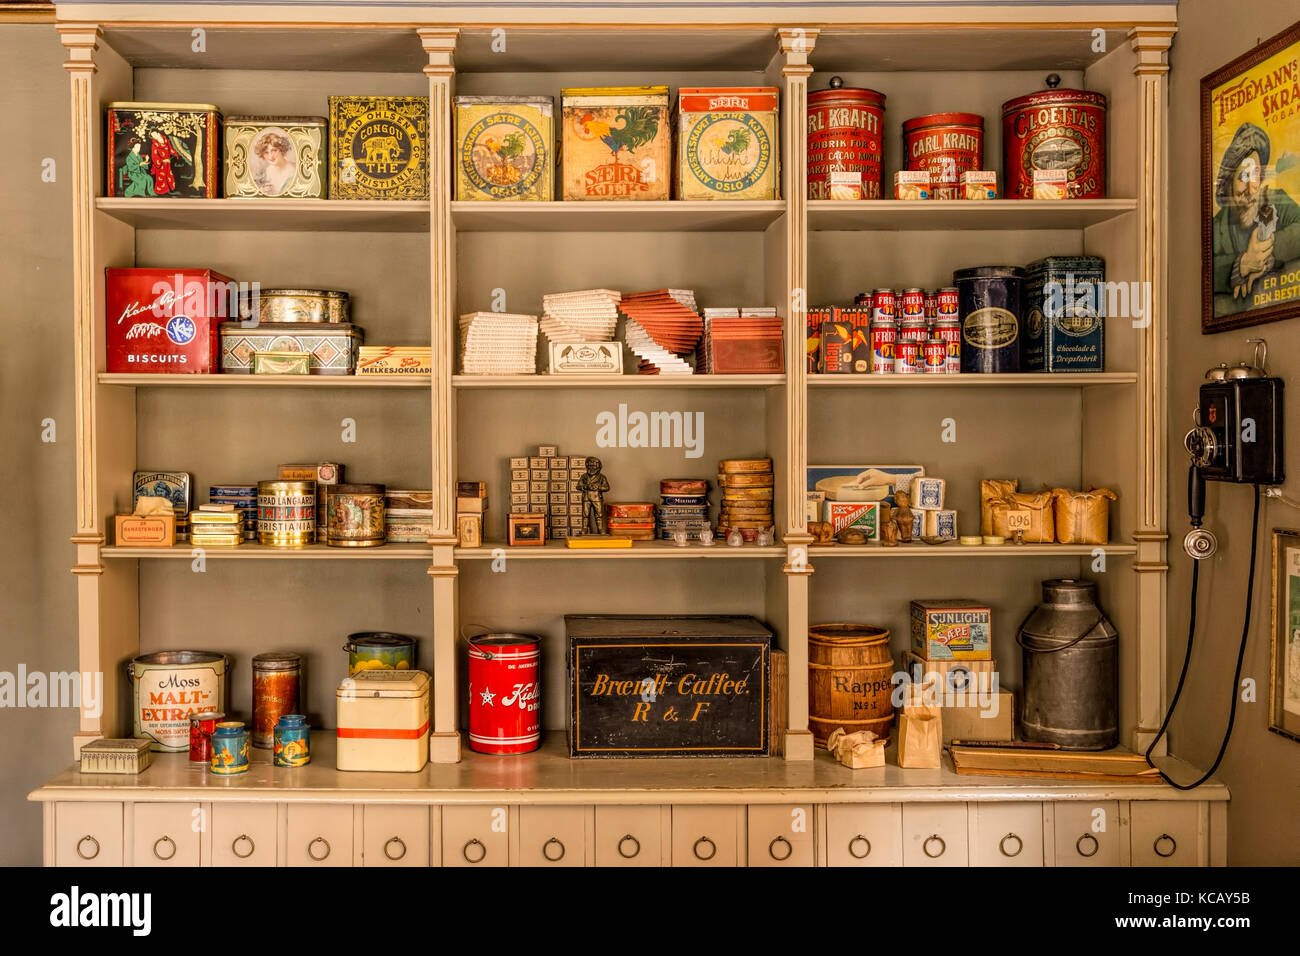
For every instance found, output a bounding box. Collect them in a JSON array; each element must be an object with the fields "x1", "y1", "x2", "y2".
[{"x1": 1018, "y1": 579, "x2": 1118, "y2": 750}]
